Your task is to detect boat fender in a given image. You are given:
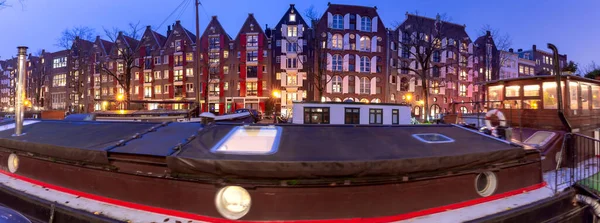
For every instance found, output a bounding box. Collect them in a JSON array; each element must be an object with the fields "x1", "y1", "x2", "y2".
[
  {"x1": 574, "y1": 194, "x2": 600, "y2": 217},
  {"x1": 484, "y1": 109, "x2": 506, "y2": 129}
]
